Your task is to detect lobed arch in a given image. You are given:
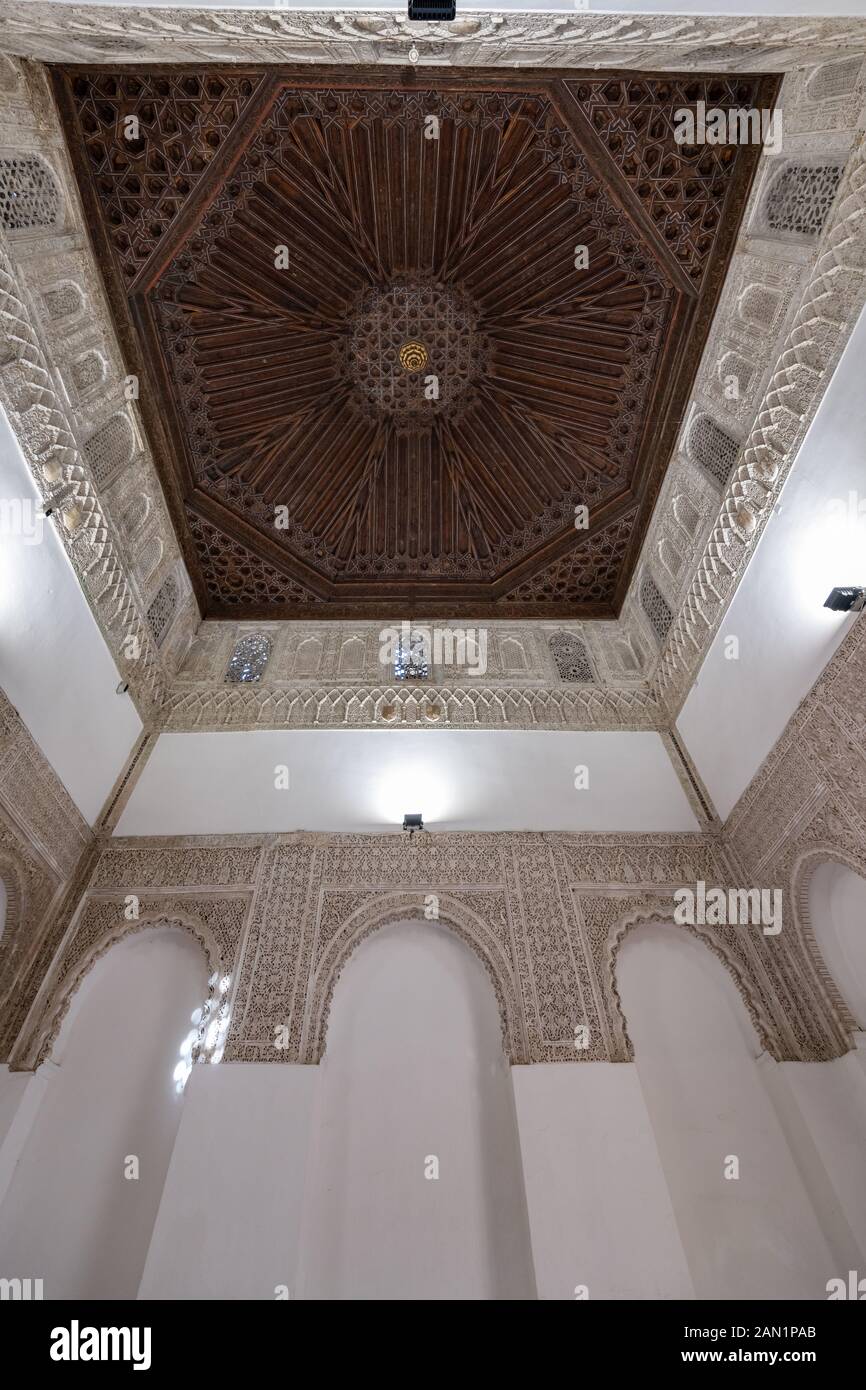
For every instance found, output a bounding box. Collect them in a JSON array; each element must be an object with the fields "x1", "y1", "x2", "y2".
[
  {"x1": 303, "y1": 890, "x2": 527, "y2": 1065},
  {"x1": 606, "y1": 901, "x2": 780, "y2": 1060},
  {"x1": 0, "y1": 845, "x2": 29, "y2": 987},
  {"x1": 790, "y1": 843, "x2": 866, "y2": 1043},
  {"x1": 16, "y1": 909, "x2": 225, "y2": 1071}
]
